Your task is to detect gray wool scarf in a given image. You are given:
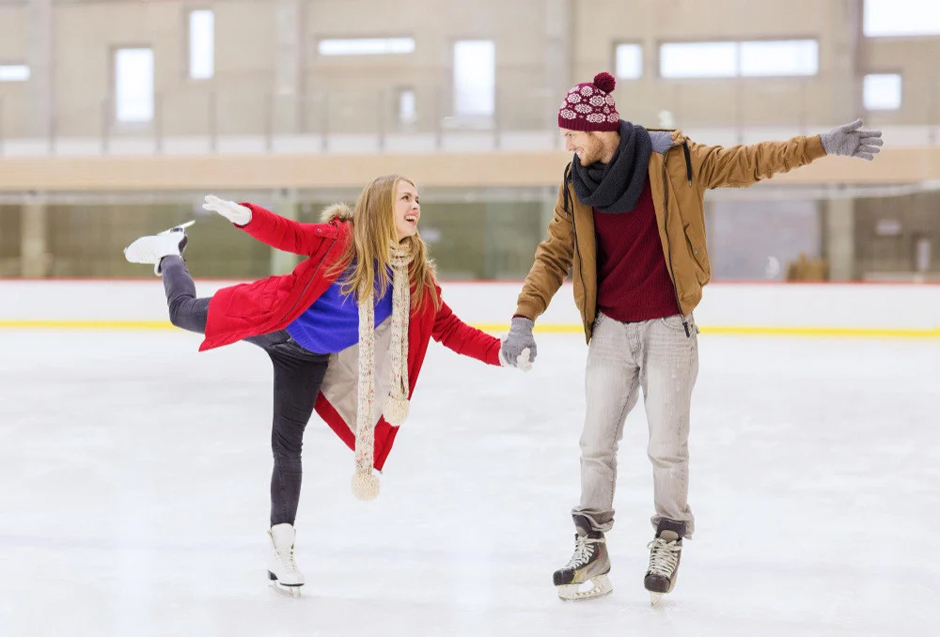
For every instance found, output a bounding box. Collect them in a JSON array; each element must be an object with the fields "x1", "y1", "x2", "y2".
[{"x1": 571, "y1": 119, "x2": 652, "y2": 214}]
